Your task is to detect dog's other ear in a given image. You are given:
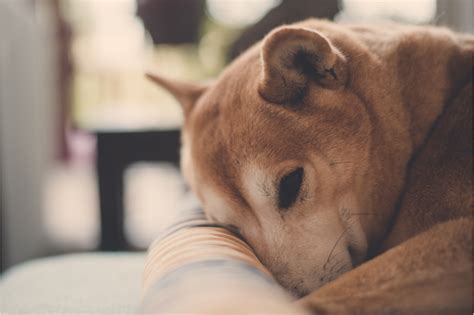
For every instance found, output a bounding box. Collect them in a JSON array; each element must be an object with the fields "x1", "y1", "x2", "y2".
[
  {"x1": 258, "y1": 26, "x2": 348, "y2": 104},
  {"x1": 146, "y1": 72, "x2": 207, "y2": 116}
]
